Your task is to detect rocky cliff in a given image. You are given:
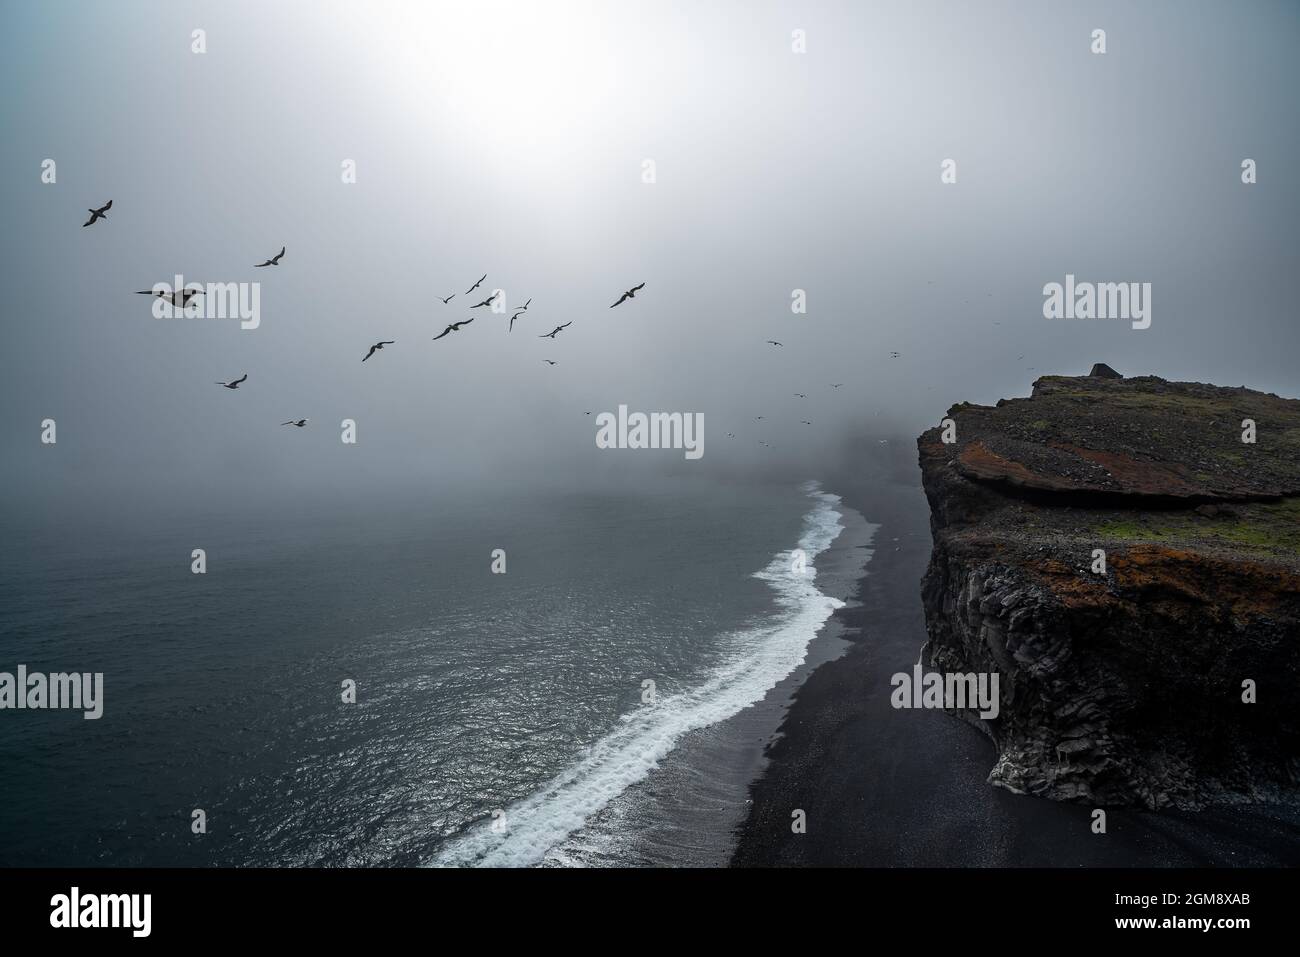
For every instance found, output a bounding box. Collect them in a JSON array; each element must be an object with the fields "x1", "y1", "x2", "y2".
[{"x1": 917, "y1": 369, "x2": 1300, "y2": 809}]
